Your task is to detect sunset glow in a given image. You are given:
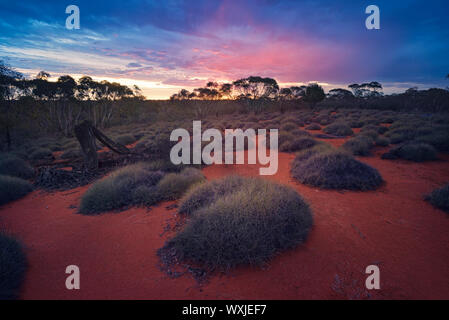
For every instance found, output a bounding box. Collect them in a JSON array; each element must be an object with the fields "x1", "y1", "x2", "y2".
[{"x1": 1, "y1": 0, "x2": 448, "y2": 98}]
